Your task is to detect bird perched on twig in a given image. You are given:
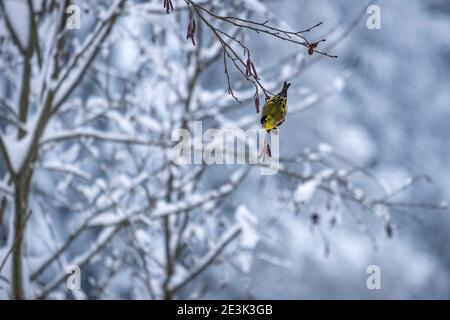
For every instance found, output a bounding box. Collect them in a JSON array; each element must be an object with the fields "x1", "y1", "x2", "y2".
[
  {"x1": 259, "y1": 81, "x2": 290, "y2": 159},
  {"x1": 261, "y1": 81, "x2": 291, "y2": 132}
]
